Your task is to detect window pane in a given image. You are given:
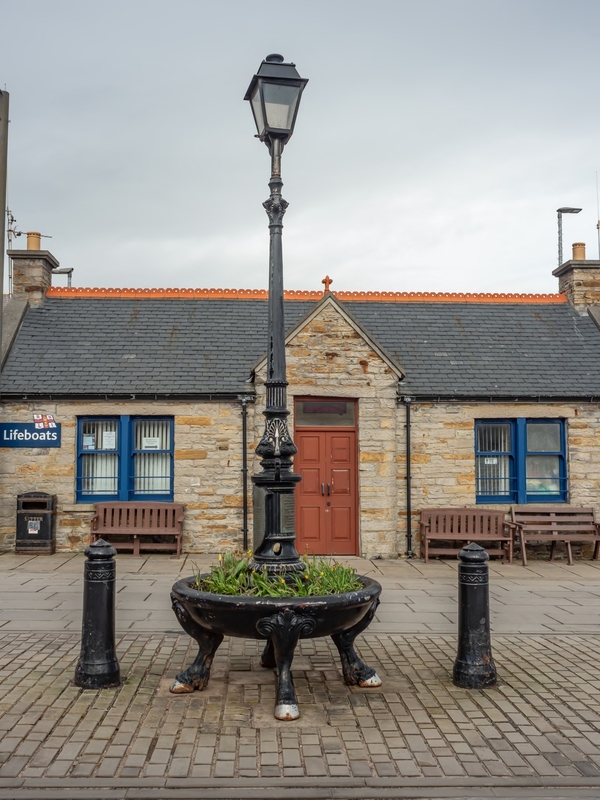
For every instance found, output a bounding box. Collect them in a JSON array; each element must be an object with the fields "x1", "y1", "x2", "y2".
[
  {"x1": 81, "y1": 419, "x2": 117, "y2": 451},
  {"x1": 80, "y1": 420, "x2": 118, "y2": 496},
  {"x1": 81, "y1": 453, "x2": 118, "y2": 495},
  {"x1": 476, "y1": 423, "x2": 511, "y2": 453},
  {"x1": 295, "y1": 401, "x2": 355, "y2": 427},
  {"x1": 527, "y1": 422, "x2": 561, "y2": 452},
  {"x1": 476, "y1": 455, "x2": 512, "y2": 496},
  {"x1": 526, "y1": 455, "x2": 560, "y2": 494},
  {"x1": 133, "y1": 420, "x2": 171, "y2": 495},
  {"x1": 476, "y1": 423, "x2": 513, "y2": 498},
  {"x1": 134, "y1": 419, "x2": 170, "y2": 450},
  {"x1": 133, "y1": 453, "x2": 171, "y2": 494}
]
